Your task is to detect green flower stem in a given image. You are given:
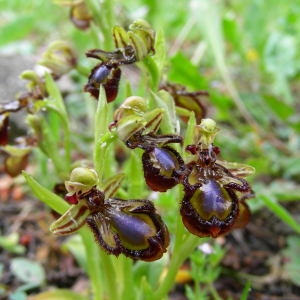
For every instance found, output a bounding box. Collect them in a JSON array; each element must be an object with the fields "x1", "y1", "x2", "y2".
[
  {"x1": 93, "y1": 86, "x2": 114, "y2": 183},
  {"x1": 127, "y1": 150, "x2": 145, "y2": 198},
  {"x1": 154, "y1": 233, "x2": 204, "y2": 300},
  {"x1": 153, "y1": 185, "x2": 207, "y2": 300},
  {"x1": 63, "y1": 119, "x2": 72, "y2": 171},
  {"x1": 92, "y1": 88, "x2": 119, "y2": 300},
  {"x1": 208, "y1": 282, "x2": 222, "y2": 300},
  {"x1": 44, "y1": 73, "x2": 72, "y2": 176},
  {"x1": 112, "y1": 255, "x2": 134, "y2": 299},
  {"x1": 120, "y1": 257, "x2": 134, "y2": 299},
  {"x1": 80, "y1": 227, "x2": 104, "y2": 300},
  {"x1": 39, "y1": 118, "x2": 68, "y2": 178}
]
